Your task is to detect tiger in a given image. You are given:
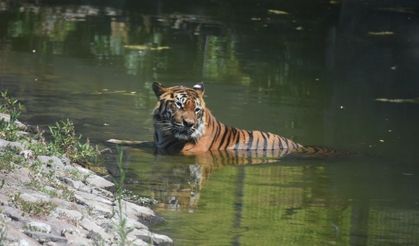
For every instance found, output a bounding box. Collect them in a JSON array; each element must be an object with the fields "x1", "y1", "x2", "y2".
[{"x1": 152, "y1": 82, "x2": 336, "y2": 158}]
